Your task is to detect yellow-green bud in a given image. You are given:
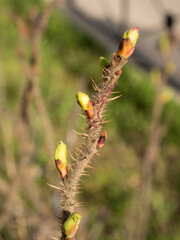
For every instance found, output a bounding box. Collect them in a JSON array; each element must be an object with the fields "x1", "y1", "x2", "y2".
[
  {"x1": 63, "y1": 212, "x2": 82, "y2": 239},
  {"x1": 54, "y1": 141, "x2": 67, "y2": 179},
  {"x1": 76, "y1": 91, "x2": 94, "y2": 118},
  {"x1": 55, "y1": 141, "x2": 67, "y2": 164},
  {"x1": 76, "y1": 91, "x2": 90, "y2": 111},
  {"x1": 117, "y1": 27, "x2": 139, "y2": 59}
]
